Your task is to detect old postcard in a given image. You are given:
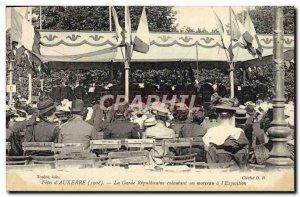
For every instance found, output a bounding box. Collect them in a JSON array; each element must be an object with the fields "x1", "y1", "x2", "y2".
[{"x1": 5, "y1": 5, "x2": 295, "y2": 192}]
